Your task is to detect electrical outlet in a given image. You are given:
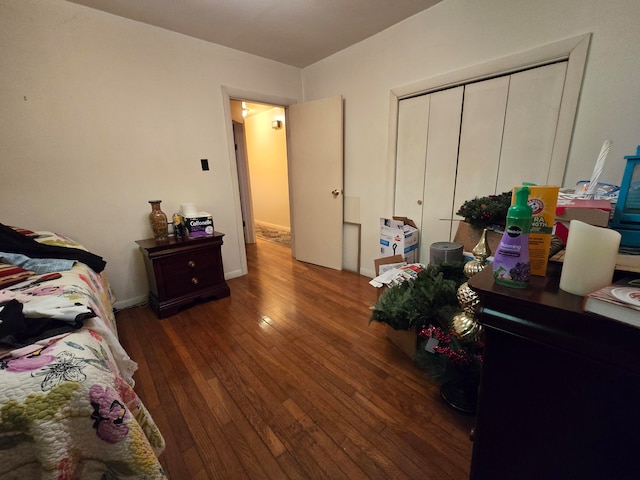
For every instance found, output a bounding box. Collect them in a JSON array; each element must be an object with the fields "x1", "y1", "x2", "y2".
[{"x1": 201, "y1": 159, "x2": 209, "y2": 171}]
